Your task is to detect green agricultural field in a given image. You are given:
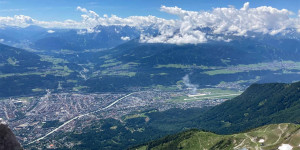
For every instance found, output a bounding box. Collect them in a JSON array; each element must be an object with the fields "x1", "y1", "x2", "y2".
[
  {"x1": 122, "y1": 110, "x2": 157, "y2": 121},
  {"x1": 72, "y1": 86, "x2": 89, "y2": 91},
  {"x1": 99, "y1": 62, "x2": 139, "y2": 77},
  {"x1": 100, "y1": 61, "x2": 122, "y2": 68},
  {"x1": 0, "y1": 65, "x2": 73, "y2": 78},
  {"x1": 32, "y1": 88, "x2": 44, "y2": 92},
  {"x1": 204, "y1": 61, "x2": 300, "y2": 75},
  {"x1": 0, "y1": 72, "x2": 43, "y2": 78},
  {"x1": 67, "y1": 80, "x2": 78, "y2": 83},
  {"x1": 204, "y1": 69, "x2": 241, "y2": 75},
  {"x1": 123, "y1": 113, "x2": 148, "y2": 121},
  {"x1": 100, "y1": 70, "x2": 137, "y2": 77},
  {"x1": 155, "y1": 64, "x2": 217, "y2": 70},
  {"x1": 119, "y1": 62, "x2": 140, "y2": 69},
  {"x1": 40, "y1": 55, "x2": 68, "y2": 65}
]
